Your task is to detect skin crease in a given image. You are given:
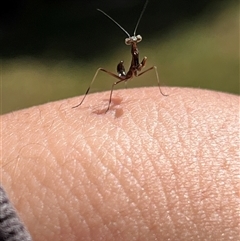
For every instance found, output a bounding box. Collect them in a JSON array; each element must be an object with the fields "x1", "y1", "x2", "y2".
[{"x1": 1, "y1": 87, "x2": 239, "y2": 241}]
